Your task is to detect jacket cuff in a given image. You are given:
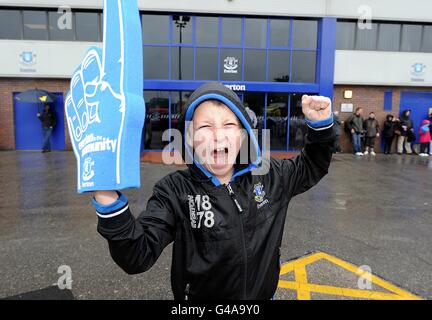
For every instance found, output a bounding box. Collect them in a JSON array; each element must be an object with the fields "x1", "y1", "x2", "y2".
[
  {"x1": 305, "y1": 113, "x2": 334, "y2": 131},
  {"x1": 306, "y1": 125, "x2": 335, "y2": 143},
  {"x1": 92, "y1": 191, "x2": 128, "y2": 218}
]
